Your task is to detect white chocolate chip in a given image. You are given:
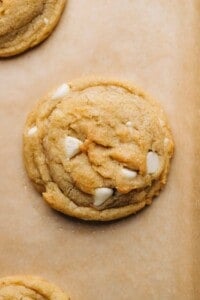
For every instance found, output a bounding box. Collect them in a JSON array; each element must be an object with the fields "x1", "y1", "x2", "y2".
[
  {"x1": 52, "y1": 84, "x2": 70, "y2": 100},
  {"x1": 94, "y1": 188, "x2": 113, "y2": 206},
  {"x1": 125, "y1": 121, "x2": 132, "y2": 127},
  {"x1": 147, "y1": 151, "x2": 160, "y2": 174},
  {"x1": 43, "y1": 18, "x2": 49, "y2": 25},
  {"x1": 64, "y1": 136, "x2": 82, "y2": 159},
  {"x1": 121, "y1": 168, "x2": 137, "y2": 179},
  {"x1": 164, "y1": 137, "x2": 169, "y2": 147},
  {"x1": 28, "y1": 126, "x2": 37, "y2": 136}
]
